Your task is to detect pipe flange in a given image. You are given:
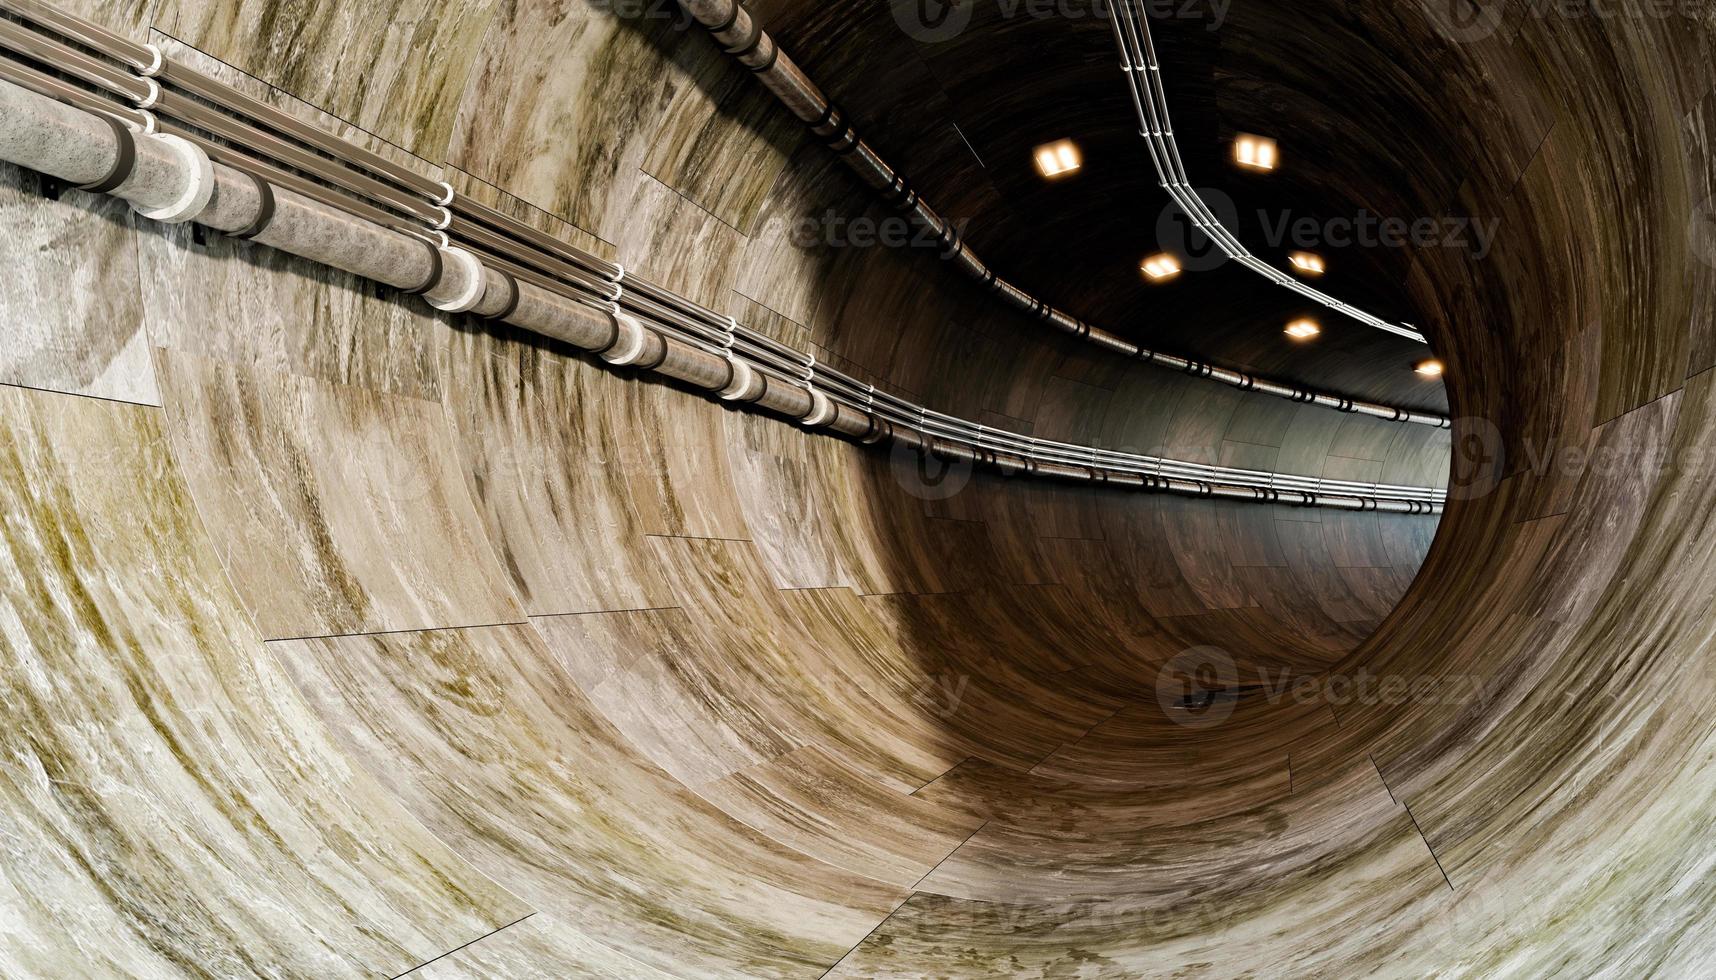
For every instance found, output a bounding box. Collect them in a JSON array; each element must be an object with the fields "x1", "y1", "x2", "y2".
[
  {"x1": 133, "y1": 134, "x2": 214, "y2": 224},
  {"x1": 426, "y1": 247, "x2": 486, "y2": 313},
  {"x1": 600, "y1": 311, "x2": 648, "y2": 366},
  {"x1": 78, "y1": 116, "x2": 136, "y2": 194},
  {"x1": 719, "y1": 359, "x2": 757, "y2": 401},
  {"x1": 434, "y1": 180, "x2": 455, "y2": 206},
  {"x1": 489, "y1": 271, "x2": 523, "y2": 322},
  {"x1": 431, "y1": 204, "x2": 453, "y2": 230},
  {"x1": 801, "y1": 388, "x2": 835, "y2": 428}
]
